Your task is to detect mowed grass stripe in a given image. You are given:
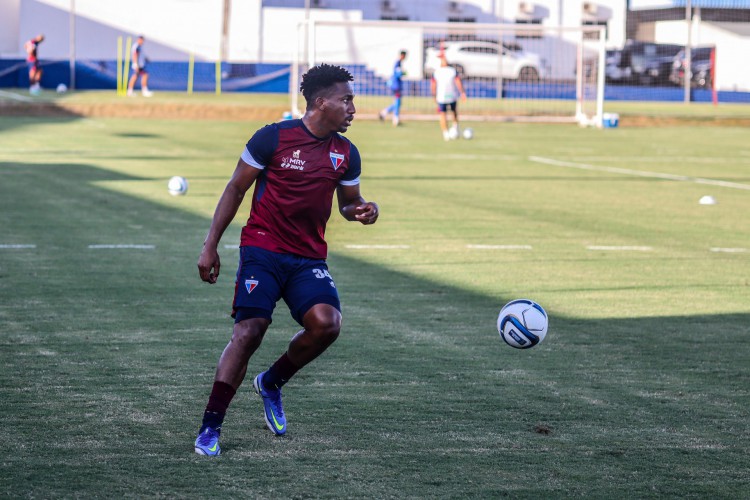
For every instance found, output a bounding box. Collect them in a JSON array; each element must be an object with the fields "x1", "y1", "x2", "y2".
[{"x1": 0, "y1": 114, "x2": 748, "y2": 498}]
